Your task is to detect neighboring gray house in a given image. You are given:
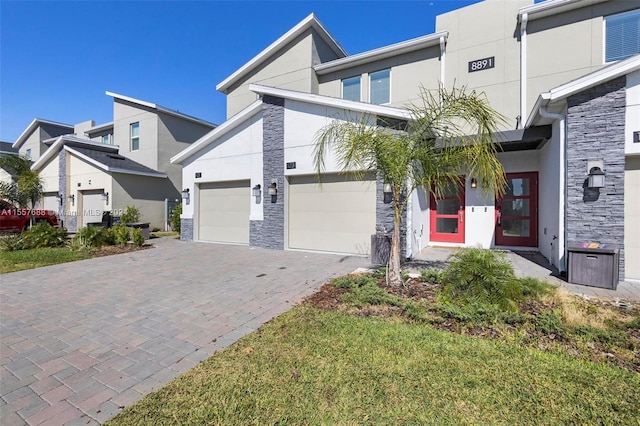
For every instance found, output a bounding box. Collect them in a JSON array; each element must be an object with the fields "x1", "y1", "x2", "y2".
[
  {"x1": 13, "y1": 92, "x2": 216, "y2": 230},
  {"x1": 173, "y1": 0, "x2": 640, "y2": 284},
  {"x1": 0, "y1": 141, "x2": 19, "y2": 185}
]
